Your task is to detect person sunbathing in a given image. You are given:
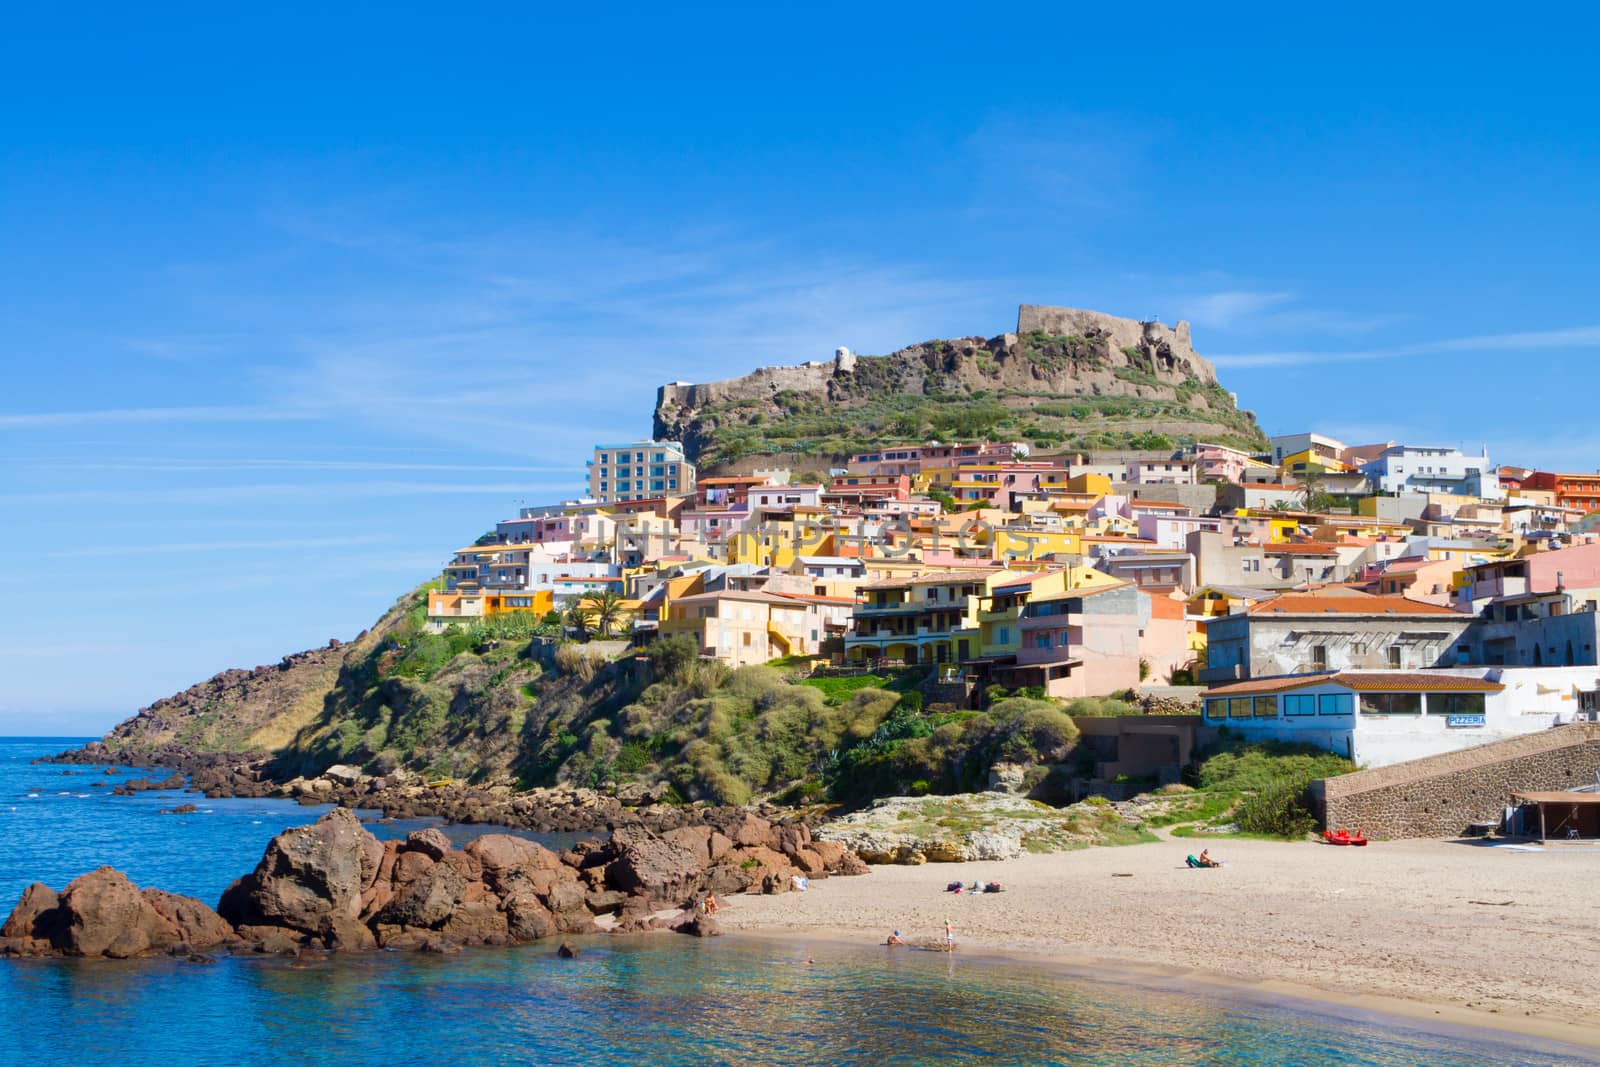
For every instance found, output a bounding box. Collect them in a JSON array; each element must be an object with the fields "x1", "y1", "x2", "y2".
[{"x1": 1198, "y1": 849, "x2": 1222, "y2": 868}]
